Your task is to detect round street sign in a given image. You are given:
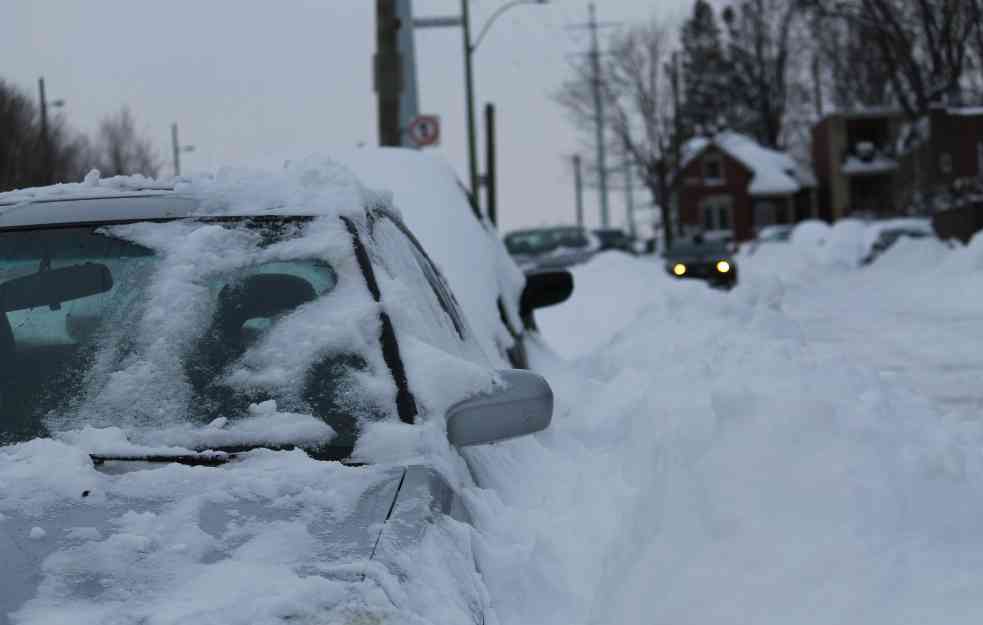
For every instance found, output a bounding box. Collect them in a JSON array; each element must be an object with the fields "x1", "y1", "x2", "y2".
[{"x1": 407, "y1": 115, "x2": 441, "y2": 148}]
